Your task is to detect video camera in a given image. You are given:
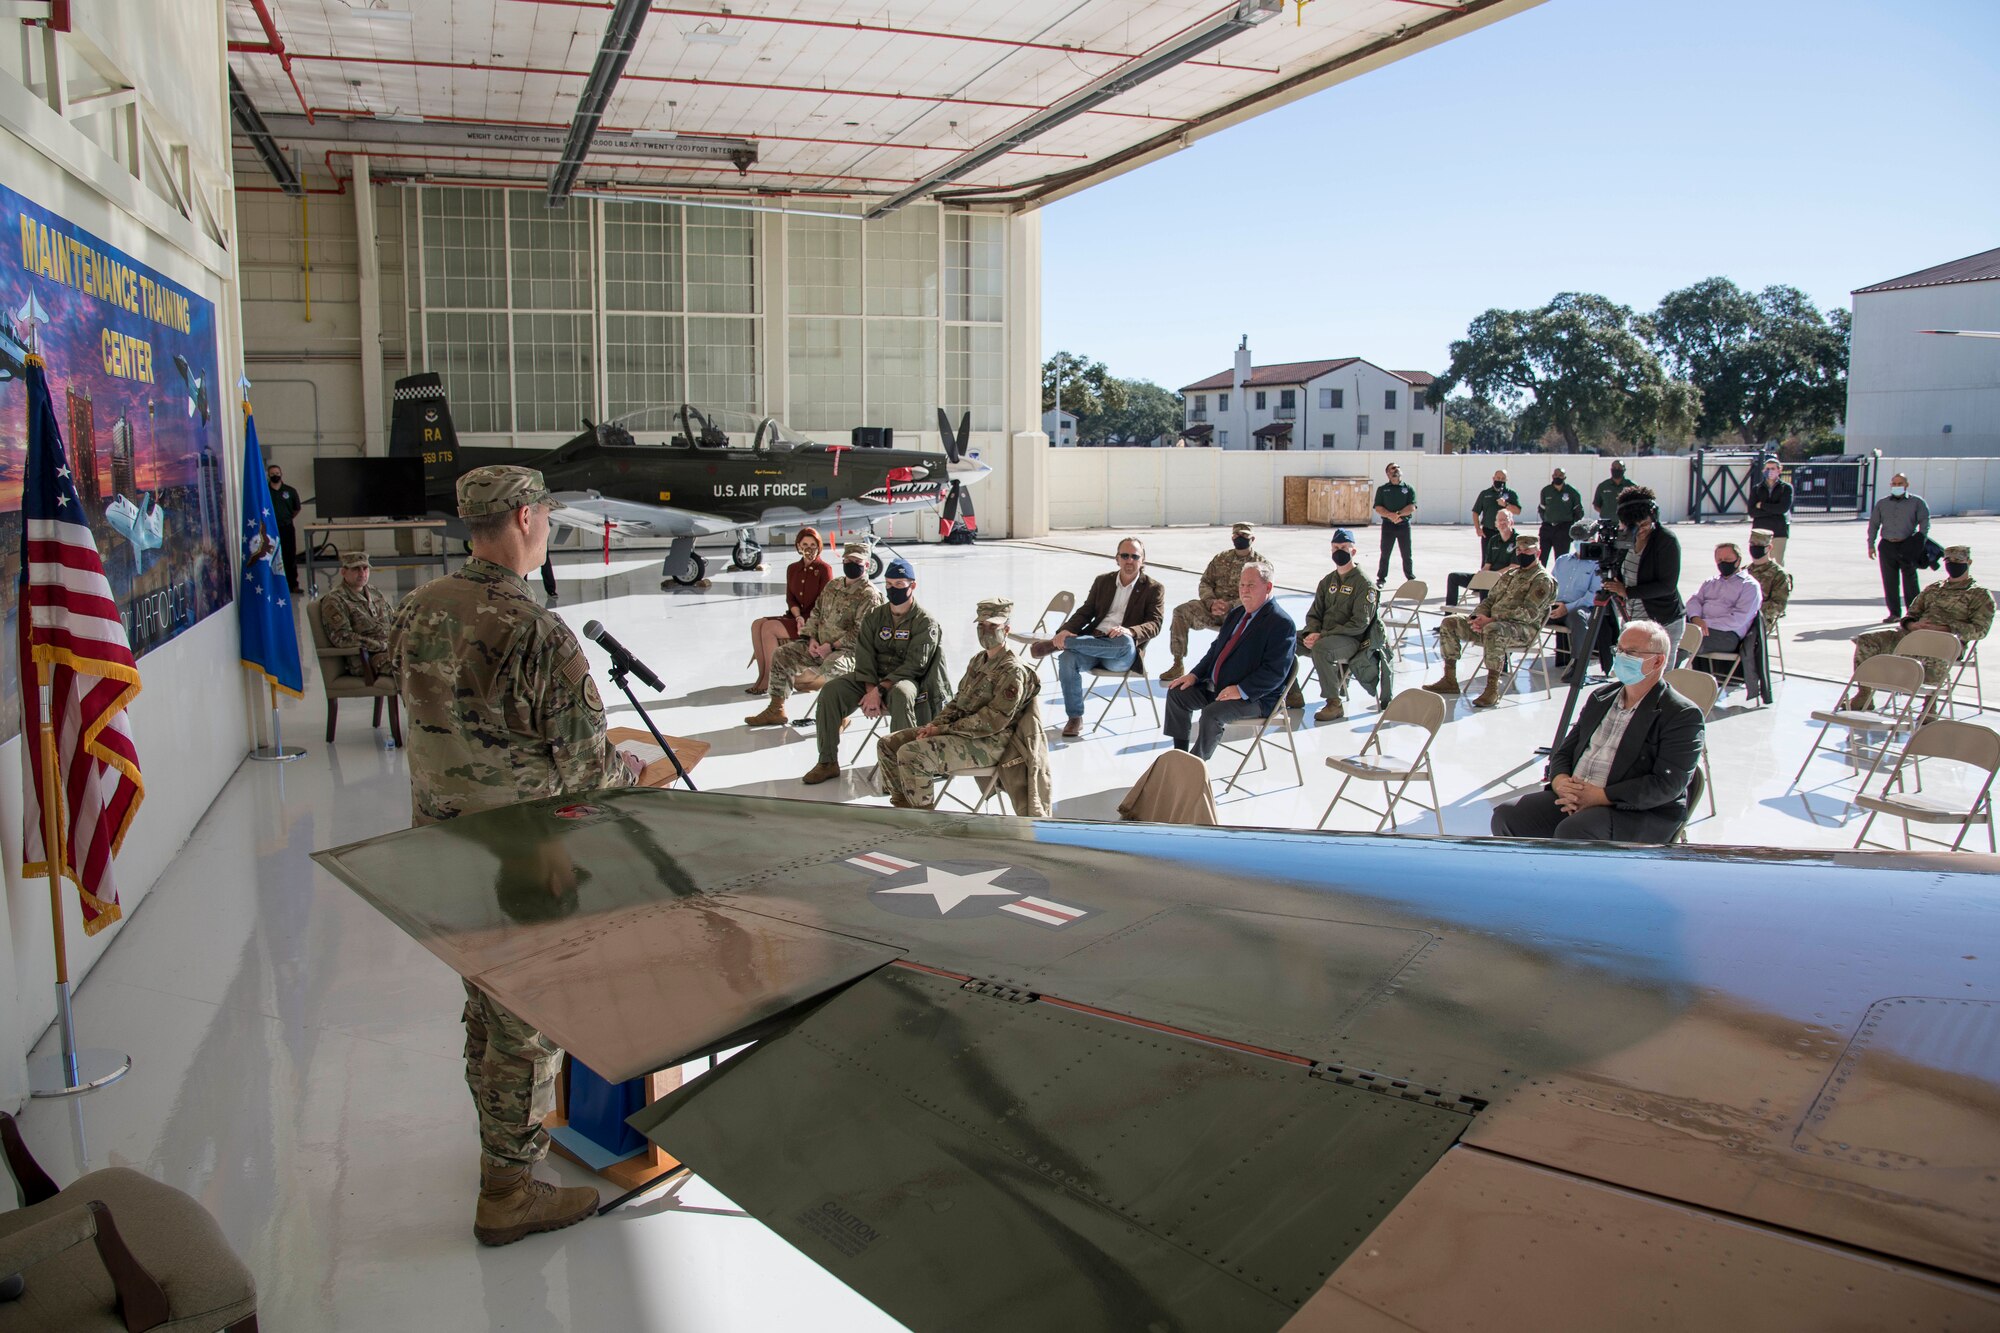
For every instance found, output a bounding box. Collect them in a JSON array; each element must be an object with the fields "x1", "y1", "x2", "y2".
[{"x1": 1575, "y1": 518, "x2": 1631, "y2": 581}]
